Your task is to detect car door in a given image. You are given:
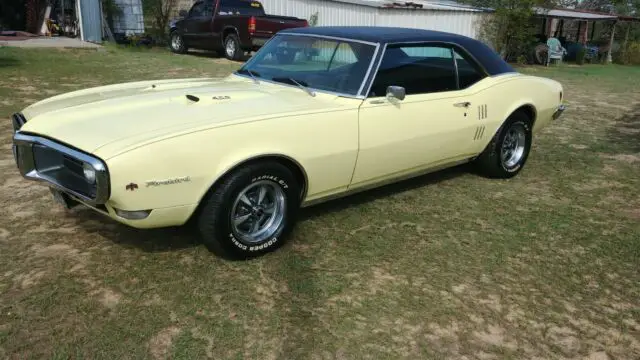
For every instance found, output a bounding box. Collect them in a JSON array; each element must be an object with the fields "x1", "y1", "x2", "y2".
[{"x1": 350, "y1": 43, "x2": 484, "y2": 187}]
